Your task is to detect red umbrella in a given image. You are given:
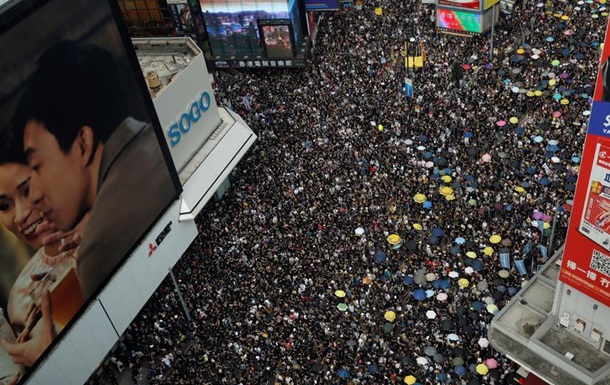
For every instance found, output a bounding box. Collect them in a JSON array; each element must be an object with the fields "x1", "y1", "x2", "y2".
[{"x1": 461, "y1": 64, "x2": 471, "y2": 70}]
